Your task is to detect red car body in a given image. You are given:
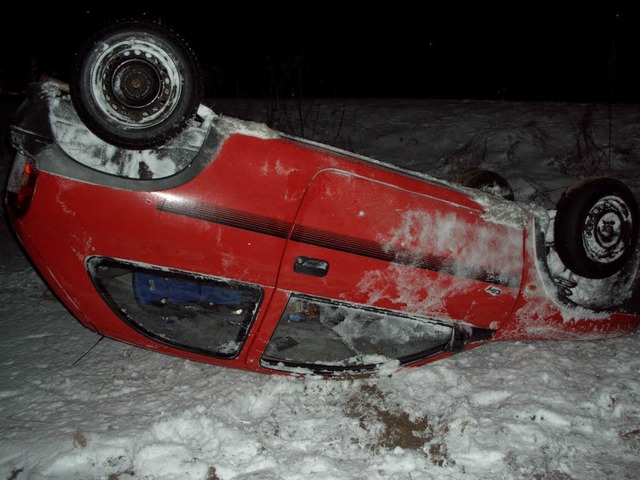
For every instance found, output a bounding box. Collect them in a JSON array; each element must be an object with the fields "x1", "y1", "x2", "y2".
[{"x1": 6, "y1": 83, "x2": 640, "y2": 376}]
